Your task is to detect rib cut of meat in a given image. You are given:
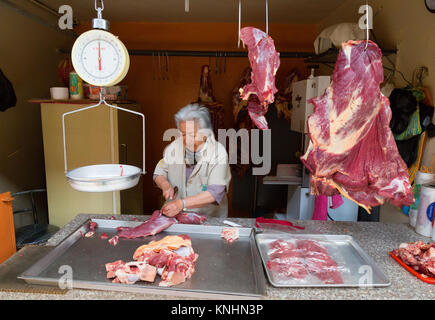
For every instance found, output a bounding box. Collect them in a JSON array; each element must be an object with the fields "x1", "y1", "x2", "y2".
[
  {"x1": 300, "y1": 40, "x2": 414, "y2": 212},
  {"x1": 175, "y1": 211, "x2": 207, "y2": 225},
  {"x1": 117, "y1": 210, "x2": 176, "y2": 239},
  {"x1": 239, "y1": 27, "x2": 280, "y2": 130}
]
